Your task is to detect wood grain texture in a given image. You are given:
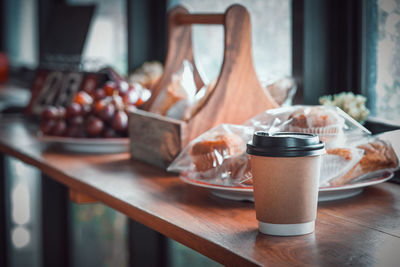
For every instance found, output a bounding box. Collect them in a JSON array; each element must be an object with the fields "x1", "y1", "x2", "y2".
[
  {"x1": 2, "y1": 119, "x2": 400, "y2": 266},
  {"x1": 129, "y1": 109, "x2": 185, "y2": 169},
  {"x1": 175, "y1": 14, "x2": 225, "y2": 25}
]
